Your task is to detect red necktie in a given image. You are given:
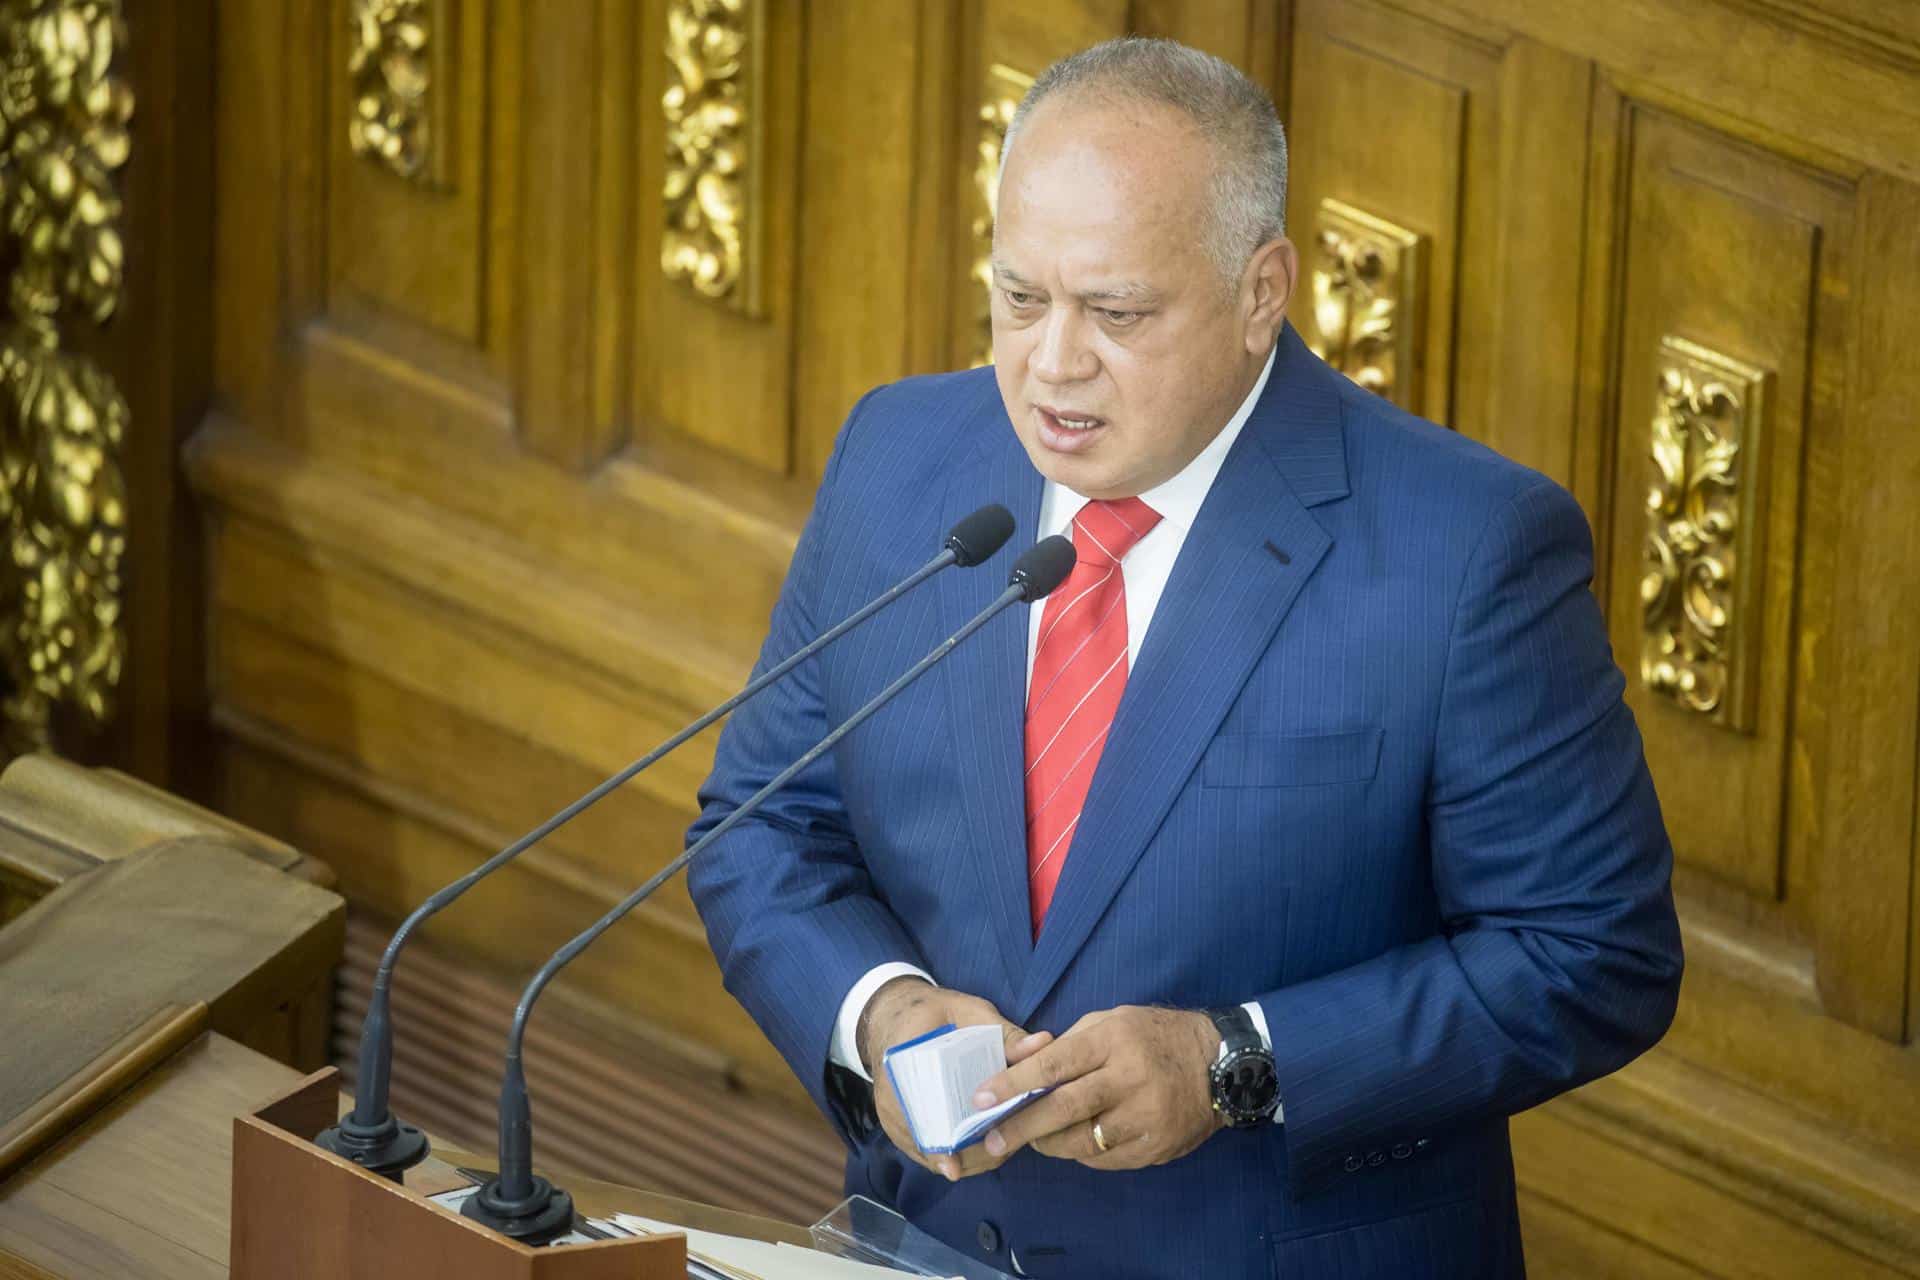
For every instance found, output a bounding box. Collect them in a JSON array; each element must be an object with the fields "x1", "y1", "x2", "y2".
[{"x1": 1025, "y1": 497, "x2": 1162, "y2": 935}]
